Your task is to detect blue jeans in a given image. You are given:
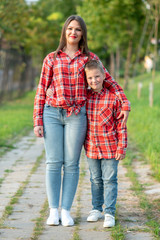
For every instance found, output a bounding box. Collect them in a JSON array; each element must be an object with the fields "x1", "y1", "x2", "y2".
[
  {"x1": 87, "y1": 157, "x2": 119, "y2": 216},
  {"x1": 43, "y1": 104, "x2": 87, "y2": 210}
]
